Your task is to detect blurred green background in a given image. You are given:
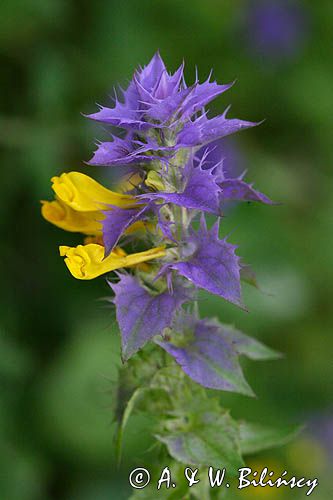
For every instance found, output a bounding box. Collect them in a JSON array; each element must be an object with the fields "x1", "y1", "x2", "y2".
[{"x1": 1, "y1": 0, "x2": 332, "y2": 498}]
